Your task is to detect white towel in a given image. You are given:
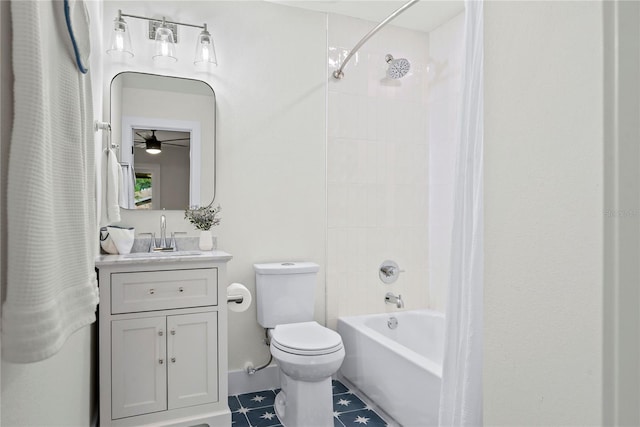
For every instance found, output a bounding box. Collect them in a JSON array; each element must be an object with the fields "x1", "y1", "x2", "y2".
[
  {"x1": 2, "y1": 0, "x2": 99, "y2": 363},
  {"x1": 101, "y1": 148, "x2": 121, "y2": 225},
  {"x1": 119, "y1": 163, "x2": 136, "y2": 209}
]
